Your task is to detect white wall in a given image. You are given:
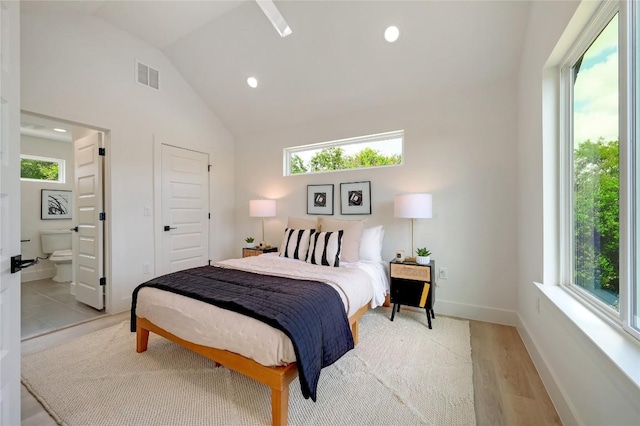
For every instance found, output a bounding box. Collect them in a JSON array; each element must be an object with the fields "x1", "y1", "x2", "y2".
[
  {"x1": 517, "y1": 1, "x2": 640, "y2": 424},
  {"x1": 21, "y1": 12, "x2": 236, "y2": 312},
  {"x1": 235, "y1": 80, "x2": 519, "y2": 325},
  {"x1": 20, "y1": 128, "x2": 101, "y2": 286},
  {"x1": 20, "y1": 135, "x2": 74, "y2": 282}
]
